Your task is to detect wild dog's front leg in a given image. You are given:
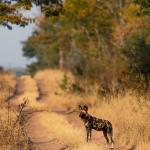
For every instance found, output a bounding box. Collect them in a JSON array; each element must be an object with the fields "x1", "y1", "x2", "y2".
[
  {"x1": 86, "y1": 127, "x2": 91, "y2": 142},
  {"x1": 89, "y1": 129, "x2": 92, "y2": 141}
]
